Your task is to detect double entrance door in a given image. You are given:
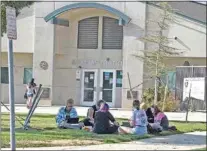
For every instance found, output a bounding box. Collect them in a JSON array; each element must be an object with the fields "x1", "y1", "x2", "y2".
[{"x1": 81, "y1": 69, "x2": 116, "y2": 107}]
